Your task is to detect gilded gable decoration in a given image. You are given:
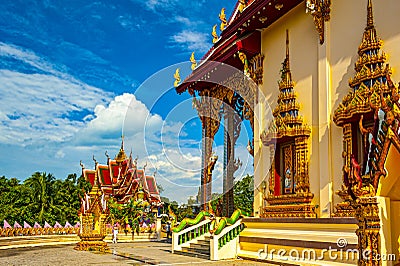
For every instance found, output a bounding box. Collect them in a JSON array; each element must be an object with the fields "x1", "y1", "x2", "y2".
[
  {"x1": 260, "y1": 30, "x2": 315, "y2": 218},
  {"x1": 306, "y1": 0, "x2": 331, "y2": 44}
]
